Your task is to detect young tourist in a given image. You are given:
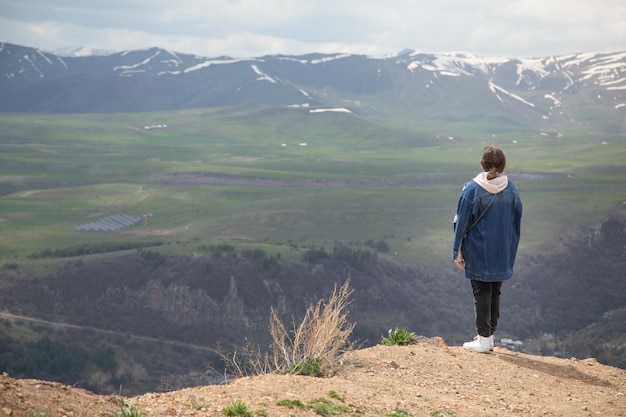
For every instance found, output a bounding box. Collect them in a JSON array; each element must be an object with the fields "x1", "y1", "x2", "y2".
[{"x1": 452, "y1": 145, "x2": 523, "y2": 353}]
